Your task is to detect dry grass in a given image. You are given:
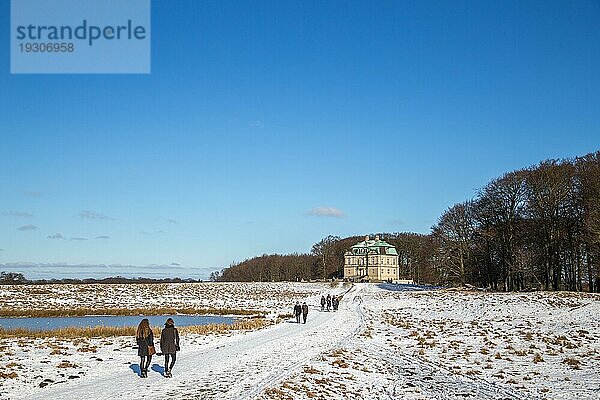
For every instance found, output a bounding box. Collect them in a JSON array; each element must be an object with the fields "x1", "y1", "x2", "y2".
[
  {"x1": 0, "y1": 371, "x2": 18, "y2": 379},
  {"x1": 303, "y1": 366, "x2": 321, "y2": 374},
  {"x1": 56, "y1": 360, "x2": 77, "y2": 368},
  {"x1": 0, "y1": 307, "x2": 263, "y2": 318},
  {"x1": 331, "y1": 359, "x2": 349, "y2": 368},
  {"x1": 264, "y1": 387, "x2": 294, "y2": 400},
  {"x1": 0, "y1": 325, "x2": 138, "y2": 339},
  {"x1": 330, "y1": 348, "x2": 345, "y2": 357},
  {"x1": 563, "y1": 357, "x2": 581, "y2": 369},
  {"x1": 77, "y1": 344, "x2": 98, "y2": 353},
  {"x1": 0, "y1": 318, "x2": 269, "y2": 339},
  {"x1": 180, "y1": 318, "x2": 269, "y2": 335}
]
